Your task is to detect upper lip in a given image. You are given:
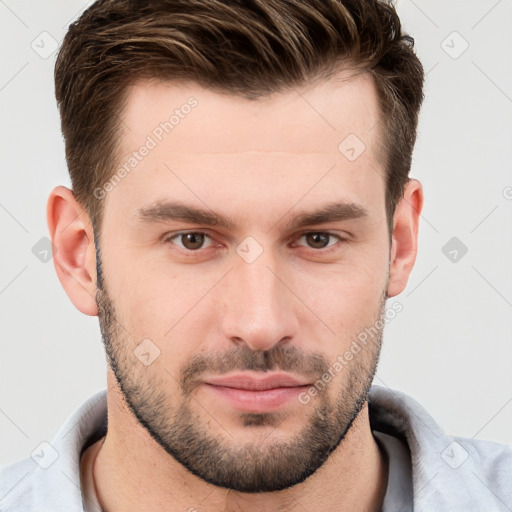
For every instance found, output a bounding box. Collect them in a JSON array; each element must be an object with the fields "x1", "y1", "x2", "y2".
[{"x1": 203, "y1": 373, "x2": 311, "y2": 391}]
